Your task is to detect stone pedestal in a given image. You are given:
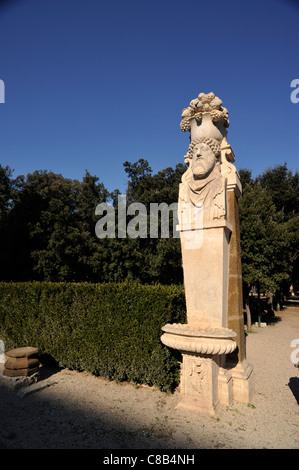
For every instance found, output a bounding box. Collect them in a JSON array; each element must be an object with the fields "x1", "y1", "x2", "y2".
[
  {"x1": 218, "y1": 361, "x2": 234, "y2": 406},
  {"x1": 179, "y1": 354, "x2": 220, "y2": 415},
  {"x1": 221, "y1": 142, "x2": 255, "y2": 403},
  {"x1": 226, "y1": 187, "x2": 255, "y2": 402},
  {"x1": 227, "y1": 359, "x2": 255, "y2": 403},
  {"x1": 161, "y1": 324, "x2": 237, "y2": 416}
]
